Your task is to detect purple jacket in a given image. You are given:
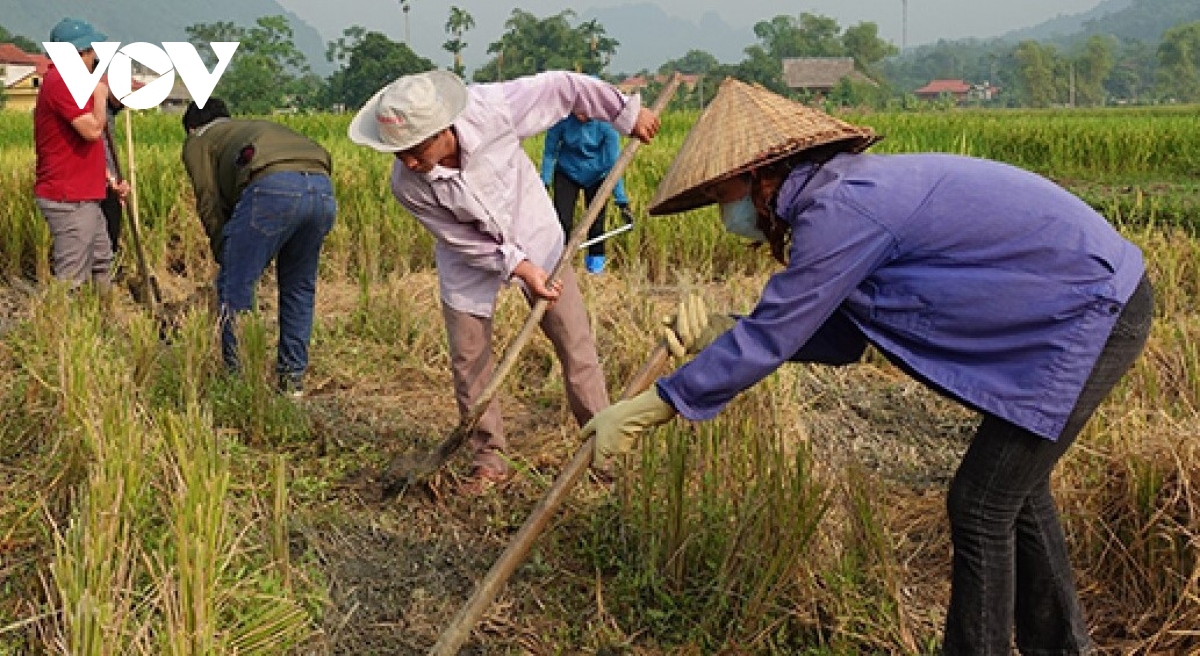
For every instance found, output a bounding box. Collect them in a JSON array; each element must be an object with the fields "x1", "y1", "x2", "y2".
[{"x1": 657, "y1": 153, "x2": 1145, "y2": 440}]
